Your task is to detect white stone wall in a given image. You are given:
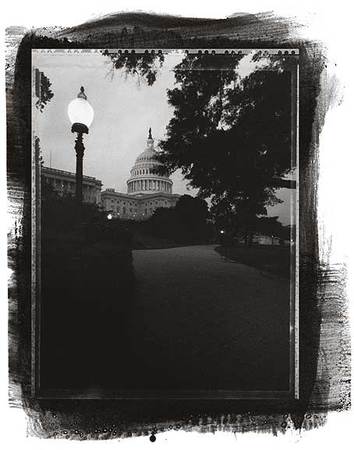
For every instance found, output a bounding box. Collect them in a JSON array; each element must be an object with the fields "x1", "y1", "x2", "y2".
[{"x1": 101, "y1": 191, "x2": 179, "y2": 220}]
